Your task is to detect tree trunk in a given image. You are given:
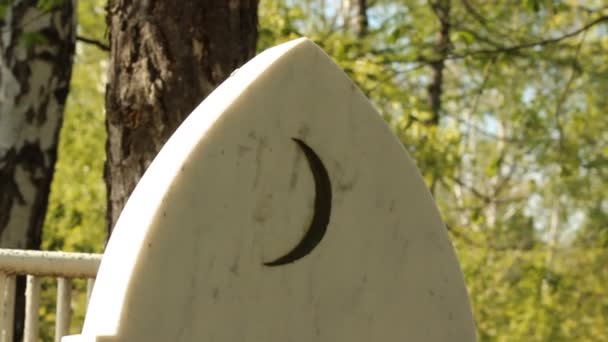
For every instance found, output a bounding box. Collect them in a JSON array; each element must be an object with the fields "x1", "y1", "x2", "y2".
[
  {"x1": 105, "y1": 0, "x2": 259, "y2": 232},
  {"x1": 341, "y1": 0, "x2": 367, "y2": 37},
  {"x1": 427, "y1": 0, "x2": 451, "y2": 126},
  {"x1": 354, "y1": 0, "x2": 368, "y2": 38},
  {"x1": 0, "y1": 0, "x2": 76, "y2": 340}
]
